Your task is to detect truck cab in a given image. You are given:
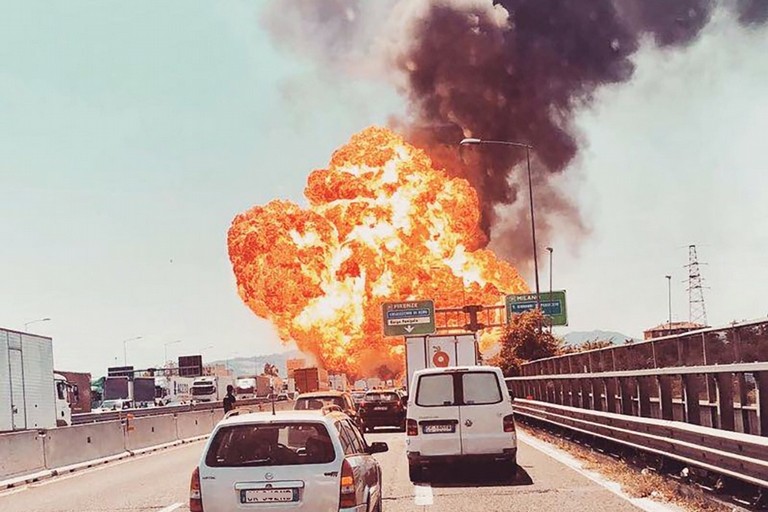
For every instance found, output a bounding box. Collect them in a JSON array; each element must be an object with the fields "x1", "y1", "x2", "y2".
[{"x1": 53, "y1": 373, "x2": 73, "y2": 427}]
